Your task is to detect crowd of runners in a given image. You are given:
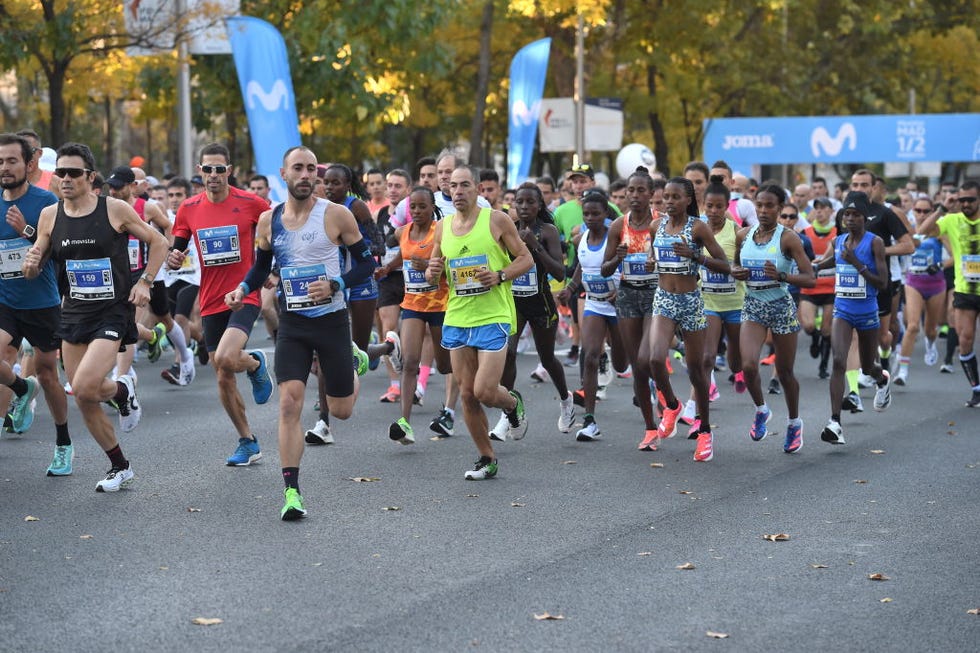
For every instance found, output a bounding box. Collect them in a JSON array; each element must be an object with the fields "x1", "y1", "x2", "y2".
[{"x1": 1, "y1": 130, "x2": 977, "y2": 520}]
